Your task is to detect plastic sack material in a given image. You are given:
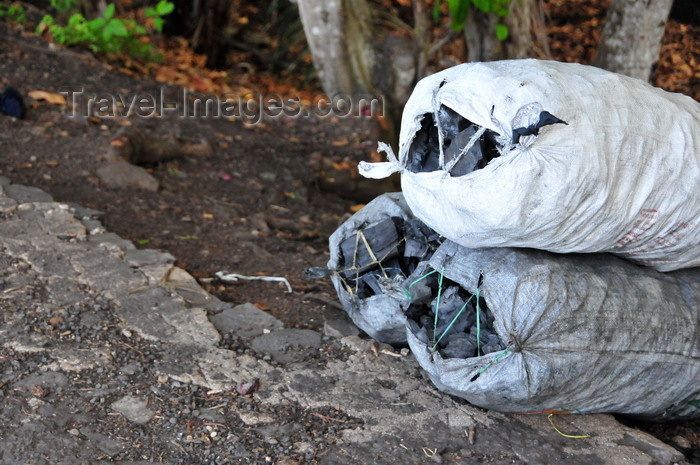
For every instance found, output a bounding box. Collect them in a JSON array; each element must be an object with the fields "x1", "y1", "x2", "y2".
[
  {"x1": 328, "y1": 194, "x2": 700, "y2": 420},
  {"x1": 327, "y1": 193, "x2": 440, "y2": 344},
  {"x1": 407, "y1": 241, "x2": 700, "y2": 420},
  {"x1": 359, "y1": 59, "x2": 700, "y2": 272}
]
